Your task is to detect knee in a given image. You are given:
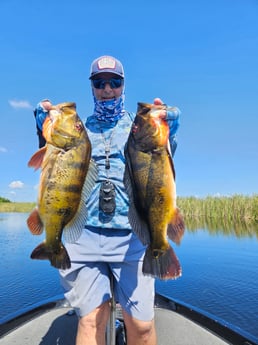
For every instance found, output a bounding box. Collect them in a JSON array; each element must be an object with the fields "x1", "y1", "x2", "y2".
[
  {"x1": 125, "y1": 317, "x2": 156, "y2": 344},
  {"x1": 136, "y1": 320, "x2": 155, "y2": 341},
  {"x1": 78, "y1": 312, "x2": 106, "y2": 334},
  {"x1": 77, "y1": 302, "x2": 110, "y2": 338}
]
